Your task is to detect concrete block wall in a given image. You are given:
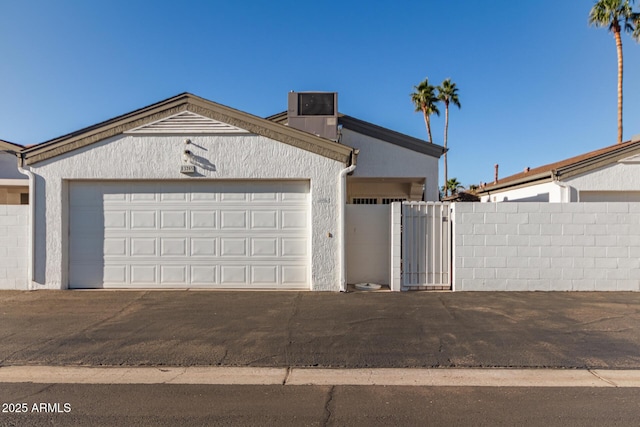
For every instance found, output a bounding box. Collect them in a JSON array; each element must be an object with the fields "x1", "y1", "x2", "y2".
[
  {"x1": 452, "y1": 202, "x2": 640, "y2": 291},
  {"x1": 0, "y1": 205, "x2": 29, "y2": 289}
]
